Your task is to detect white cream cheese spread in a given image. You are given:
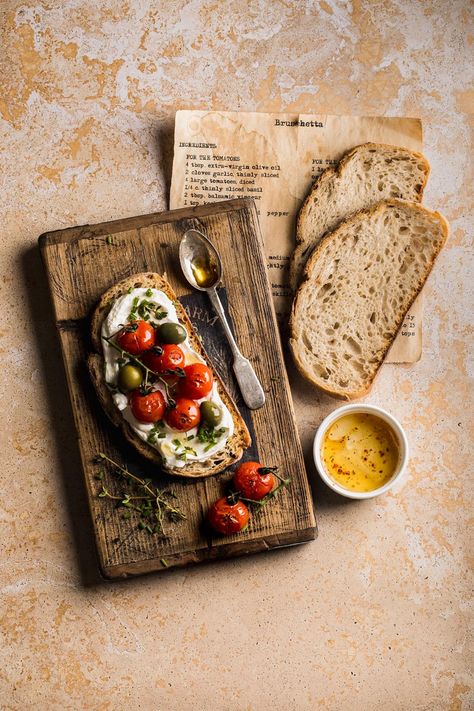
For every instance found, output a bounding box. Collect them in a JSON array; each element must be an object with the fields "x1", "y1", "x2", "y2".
[{"x1": 101, "y1": 287, "x2": 234, "y2": 468}]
